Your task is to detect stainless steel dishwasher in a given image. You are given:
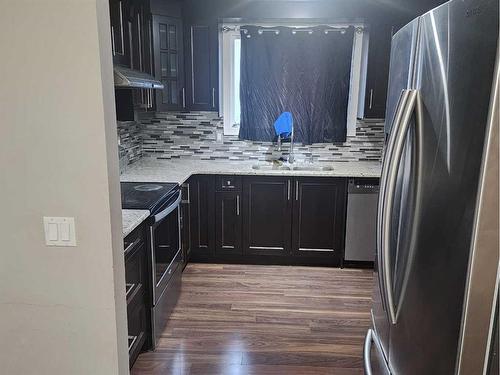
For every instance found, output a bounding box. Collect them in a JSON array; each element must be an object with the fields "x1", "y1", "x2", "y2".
[{"x1": 344, "y1": 178, "x2": 379, "y2": 262}]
